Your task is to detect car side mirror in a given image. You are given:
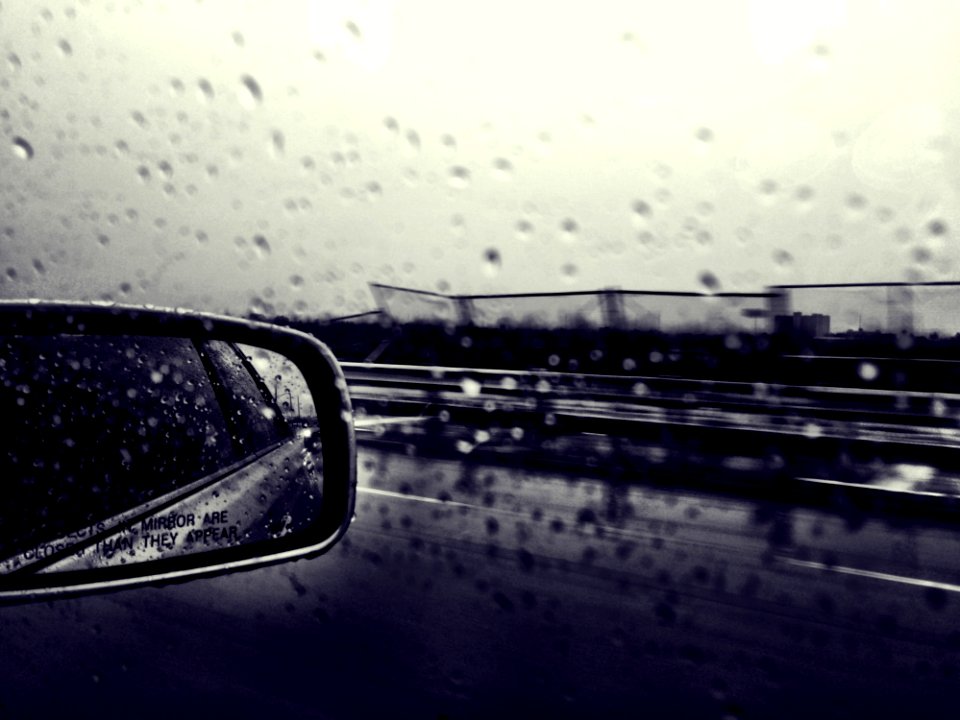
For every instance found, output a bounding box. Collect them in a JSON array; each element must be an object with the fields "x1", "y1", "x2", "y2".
[{"x1": 0, "y1": 301, "x2": 356, "y2": 602}]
